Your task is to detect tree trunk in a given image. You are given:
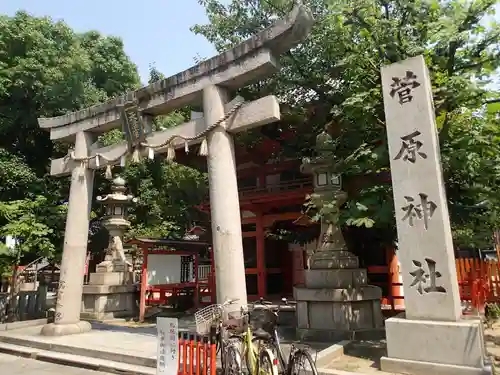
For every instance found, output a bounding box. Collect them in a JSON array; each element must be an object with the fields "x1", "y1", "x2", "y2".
[{"x1": 7, "y1": 252, "x2": 21, "y2": 322}]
